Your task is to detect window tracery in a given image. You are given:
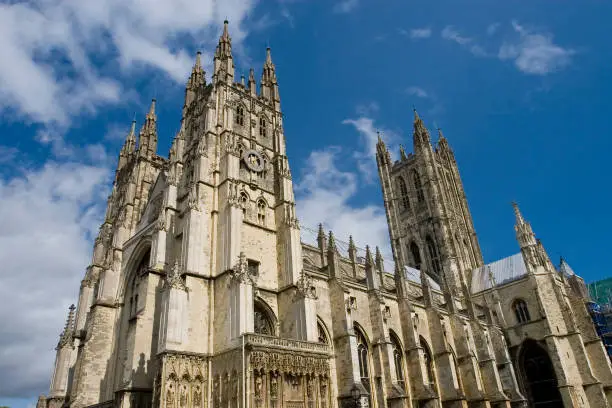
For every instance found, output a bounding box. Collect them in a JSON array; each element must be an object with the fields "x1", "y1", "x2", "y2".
[
  {"x1": 390, "y1": 332, "x2": 405, "y2": 388},
  {"x1": 129, "y1": 250, "x2": 150, "y2": 320},
  {"x1": 421, "y1": 337, "x2": 436, "y2": 386},
  {"x1": 410, "y1": 241, "x2": 422, "y2": 271},
  {"x1": 426, "y1": 235, "x2": 442, "y2": 276},
  {"x1": 257, "y1": 199, "x2": 266, "y2": 225},
  {"x1": 259, "y1": 117, "x2": 267, "y2": 137},
  {"x1": 235, "y1": 106, "x2": 245, "y2": 126},
  {"x1": 318, "y1": 321, "x2": 329, "y2": 344},
  {"x1": 355, "y1": 324, "x2": 370, "y2": 391},
  {"x1": 513, "y1": 299, "x2": 531, "y2": 324},
  {"x1": 412, "y1": 170, "x2": 425, "y2": 202},
  {"x1": 397, "y1": 176, "x2": 410, "y2": 211},
  {"x1": 254, "y1": 301, "x2": 275, "y2": 336}
]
